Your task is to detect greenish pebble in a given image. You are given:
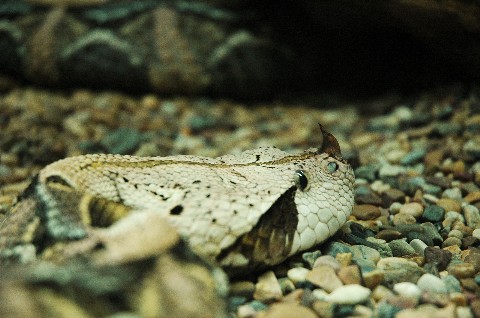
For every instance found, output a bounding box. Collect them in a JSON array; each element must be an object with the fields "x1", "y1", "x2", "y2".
[
  {"x1": 376, "y1": 302, "x2": 402, "y2": 318},
  {"x1": 325, "y1": 242, "x2": 353, "y2": 257},
  {"x1": 422, "y1": 205, "x2": 445, "y2": 222},
  {"x1": 302, "y1": 250, "x2": 322, "y2": 268},
  {"x1": 100, "y1": 127, "x2": 144, "y2": 154},
  {"x1": 400, "y1": 149, "x2": 426, "y2": 165},
  {"x1": 249, "y1": 300, "x2": 268, "y2": 311},
  {"x1": 388, "y1": 239, "x2": 416, "y2": 257},
  {"x1": 443, "y1": 275, "x2": 462, "y2": 293},
  {"x1": 334, "y1": 305, "x2": 355, "y2": 317},
  {"x1": 354, "y1": 164, "x2": 378, "y2": 181},
  {"x1": 475, "y1": 274, "x2": 480, "y2": 285},
  {"x1": 434, "y1": 122, "x2": 462, "y2": 136},
  {"x1": 228, "y1": 296, "x2": 247, "y2": 312},
  {"x1": 366, "y1": 237, "x2": 393, "y2": 257},
  {"x1": 355, "y1": 258, "x2": 377, "y2": 274},
  {"x1": 278, "y1": 278, "x2": 295, "y2": 294},
  {"x1": 442, "y1": 188, "x2": 462, "y2": 200}
]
